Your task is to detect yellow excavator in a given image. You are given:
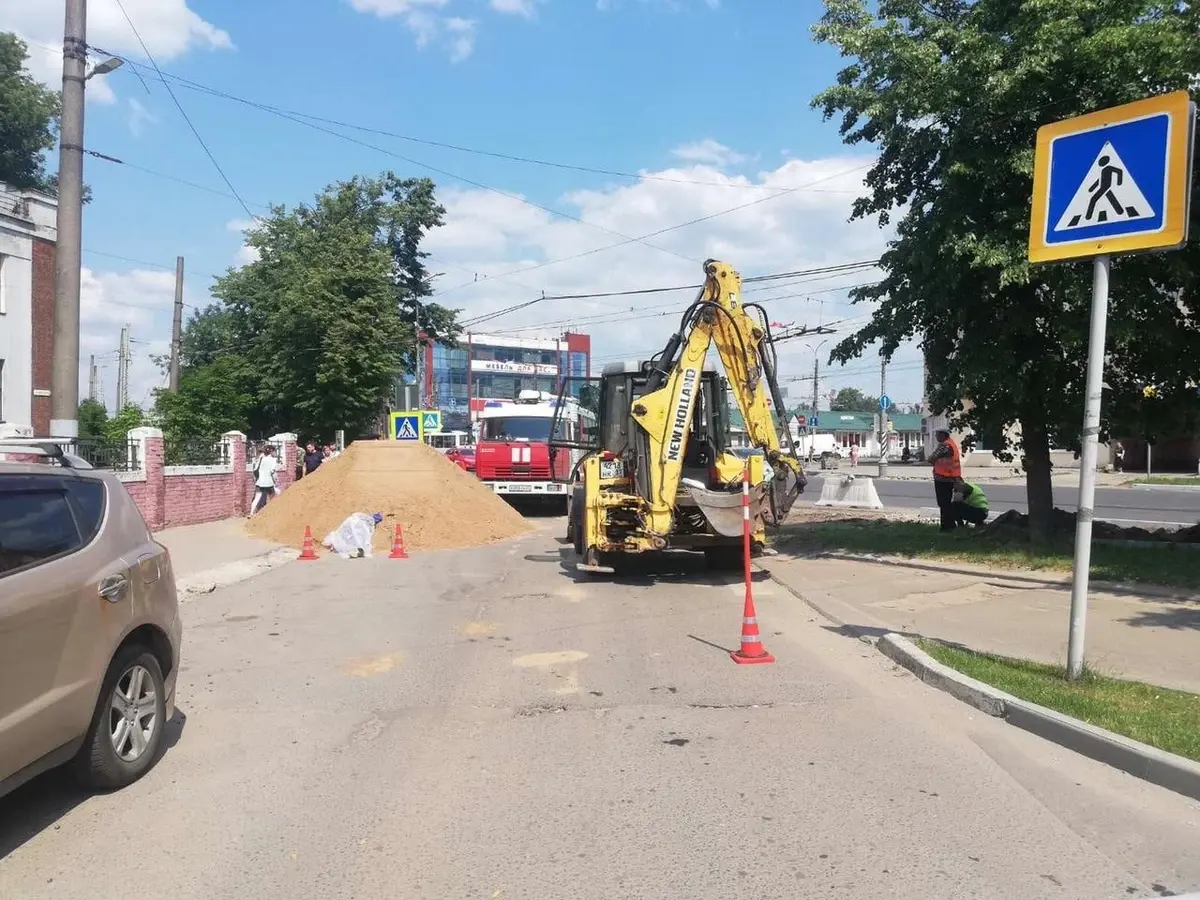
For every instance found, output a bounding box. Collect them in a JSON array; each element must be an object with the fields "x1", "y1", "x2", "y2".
[{"x1": 553, "y1": 258, "x2": 807, "y2": 574}]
